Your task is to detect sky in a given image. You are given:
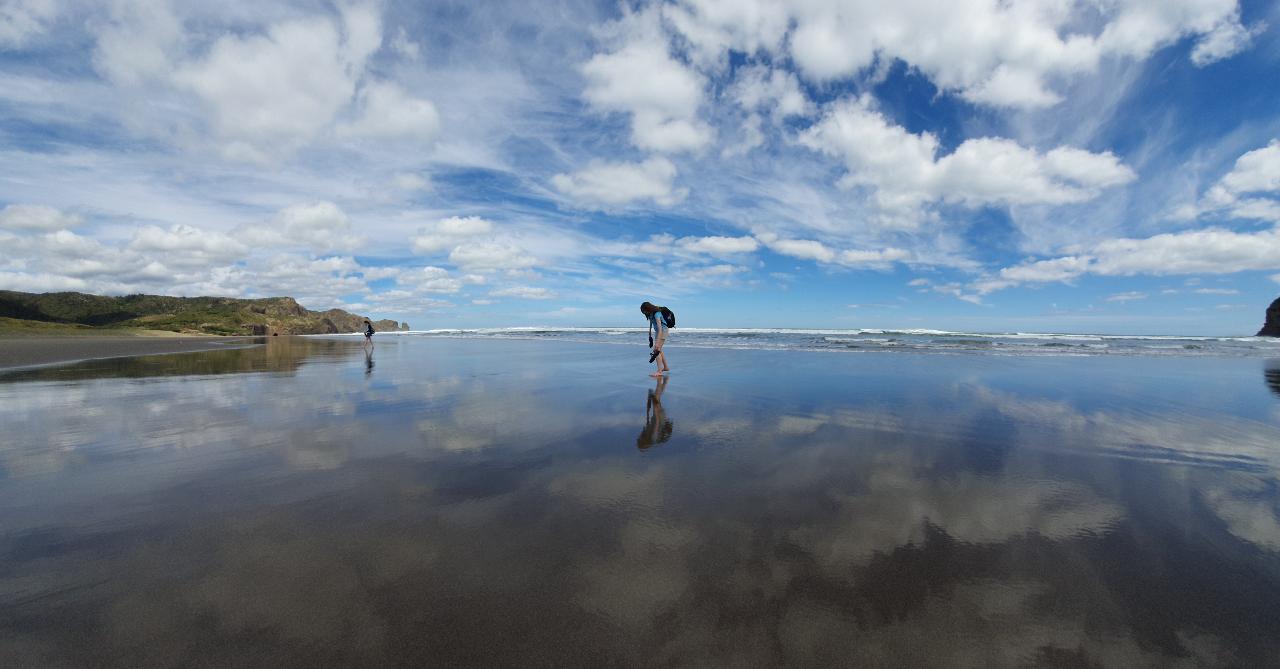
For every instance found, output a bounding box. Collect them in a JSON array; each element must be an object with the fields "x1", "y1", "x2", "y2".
[{"x1": 1, "y1": 0, "x2": 1279, "y2": 335}]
